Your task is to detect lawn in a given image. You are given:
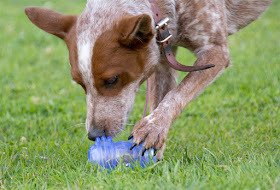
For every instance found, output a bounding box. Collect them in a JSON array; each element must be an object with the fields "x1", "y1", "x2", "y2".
[{"x1": 0, "y1": 0, "x2": 279, "y2": 189}]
